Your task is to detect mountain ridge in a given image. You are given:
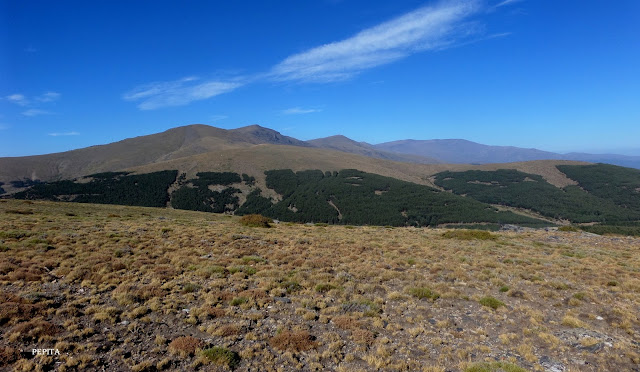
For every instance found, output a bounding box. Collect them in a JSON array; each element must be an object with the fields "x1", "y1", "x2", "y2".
[{"x1": 1, "y1": 123, "x2": 635, "y2": 194}]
